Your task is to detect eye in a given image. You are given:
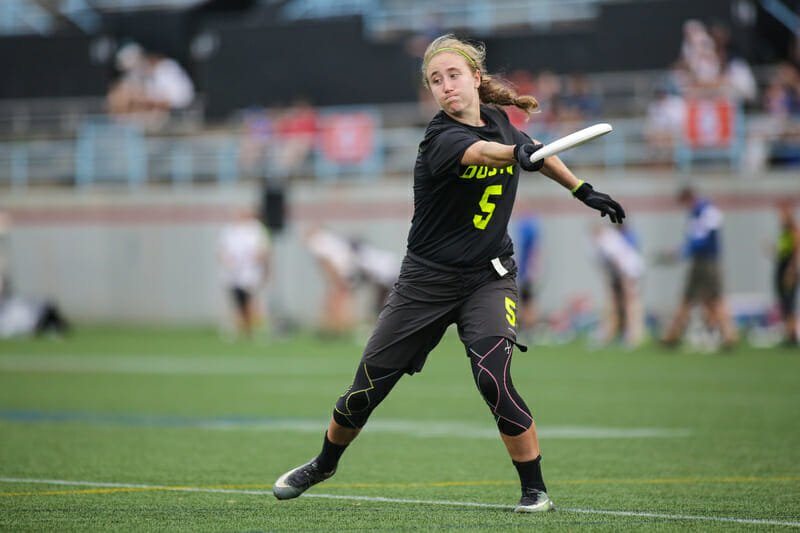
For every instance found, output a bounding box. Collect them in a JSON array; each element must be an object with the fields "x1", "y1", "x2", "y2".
[
  {"x1": 450, "y1": 72, "x2": 459, "y2": 79},
  {"x1": 431, "y1": 77, "x2": 441, "y2": 85}
]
